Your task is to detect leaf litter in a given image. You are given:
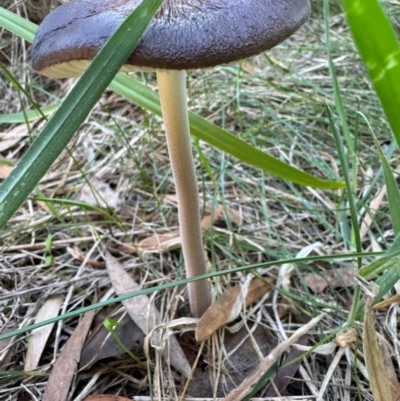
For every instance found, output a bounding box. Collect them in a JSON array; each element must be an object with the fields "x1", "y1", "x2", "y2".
[
  {"x1": 1, "y1": 1, "x2": 400, "y2": 399},
  {"x1": 25, "y1": 294, "x2": 63, "y2": 371},
  {"x1": 196, "y1": 277, "x2": 274, "y2": 341},
  {"x1": 105, "y1": 252, "x2": 191, "y2": 377},
  {"x1": 43, "y1": 310, "x2": 95, "y2": 401},
  {"x1": 79, "y1": 309, "x2": 144, "y2": 370}
]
